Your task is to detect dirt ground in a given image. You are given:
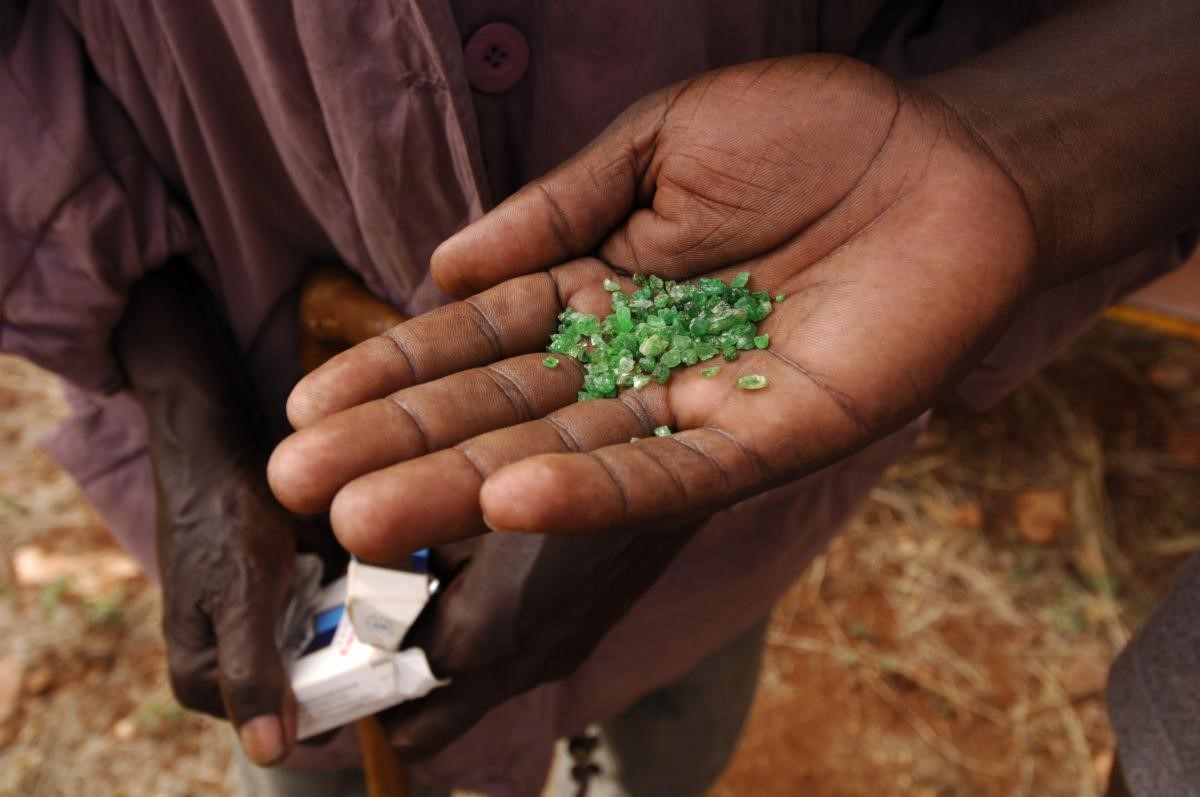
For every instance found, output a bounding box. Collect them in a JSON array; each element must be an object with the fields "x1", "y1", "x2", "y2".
[{"x1": 1, "y1": 316, "x2": 1197, "y2": 796}]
